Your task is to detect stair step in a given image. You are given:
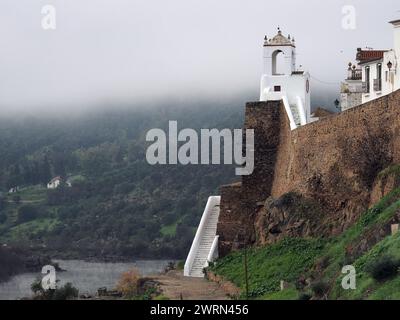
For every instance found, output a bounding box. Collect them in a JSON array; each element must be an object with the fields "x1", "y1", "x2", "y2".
[{"x1": 186, "y1": 197, "x2": 221, "y2": 278}]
